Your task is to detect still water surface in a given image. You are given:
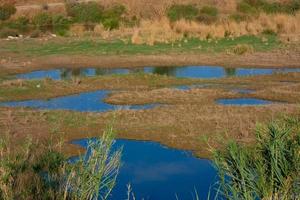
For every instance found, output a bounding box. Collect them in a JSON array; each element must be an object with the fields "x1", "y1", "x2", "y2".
[
  {"x1": 71, "y1": 139, "x2": 218, "y2": 200},
  {"x1": 0, "y1": 90, "x2": 156, "y2": 112},
  {"x1": 16, "y1": 66, "x2": 300, "y2": 80}
]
